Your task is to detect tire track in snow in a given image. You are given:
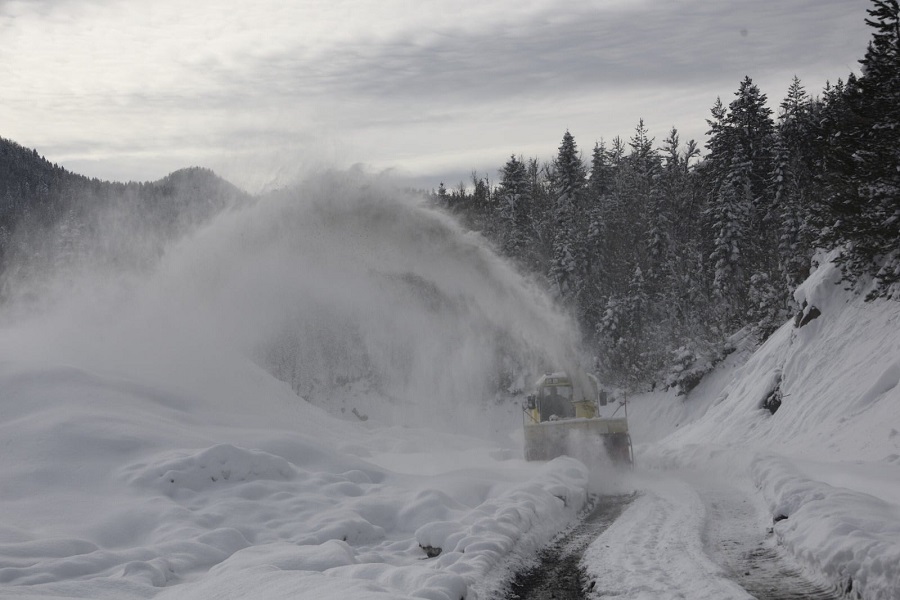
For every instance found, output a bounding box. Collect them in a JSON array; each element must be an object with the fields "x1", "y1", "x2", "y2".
[
  {"x1": 701, "y1": 485, "x2": 846, "y2": 600},
  {"x1": 502, "y1": 494, "x2": 634, "y2": 600},
  {"x1": 581, "y1": 476, "x2": 752, "y2": 599},
  {"x1": 506, "y1": 472, "x2": 847, "y2": 600}
]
